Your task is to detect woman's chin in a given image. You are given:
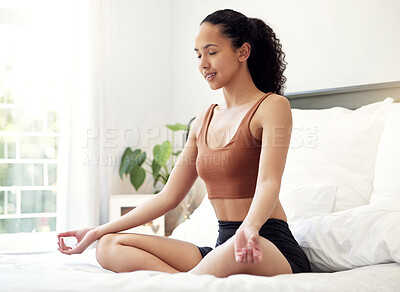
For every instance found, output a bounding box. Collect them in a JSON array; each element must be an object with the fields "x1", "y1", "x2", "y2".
[{"x1": 208, "y1": 83, "x2": 222, "y2": 90}]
